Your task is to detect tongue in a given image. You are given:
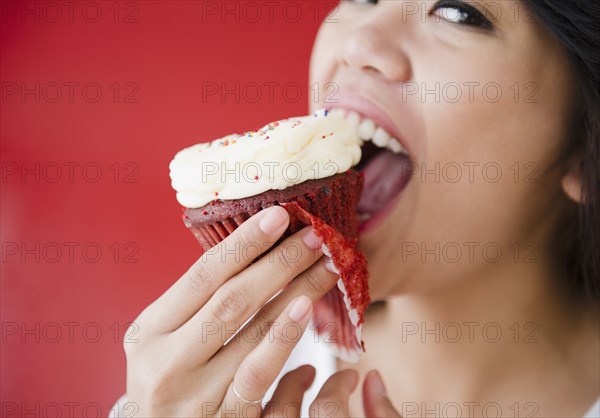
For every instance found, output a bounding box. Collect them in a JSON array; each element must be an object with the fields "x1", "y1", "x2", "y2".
[{"x1": 357, "y1": 149, "x2": 411, "y2": 214}]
